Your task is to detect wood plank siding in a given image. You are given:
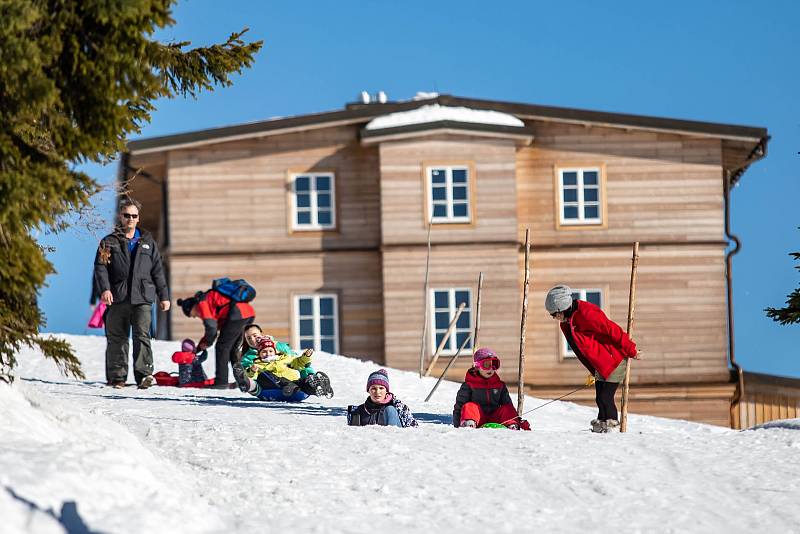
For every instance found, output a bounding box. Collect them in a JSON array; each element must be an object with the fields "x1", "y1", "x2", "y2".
[
  {"x1": 169, "y1": 251, "x2": 384, "y2": 361},
  {"x1": 165, "y1": 125, "x2": 381, "y2": 254}
]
